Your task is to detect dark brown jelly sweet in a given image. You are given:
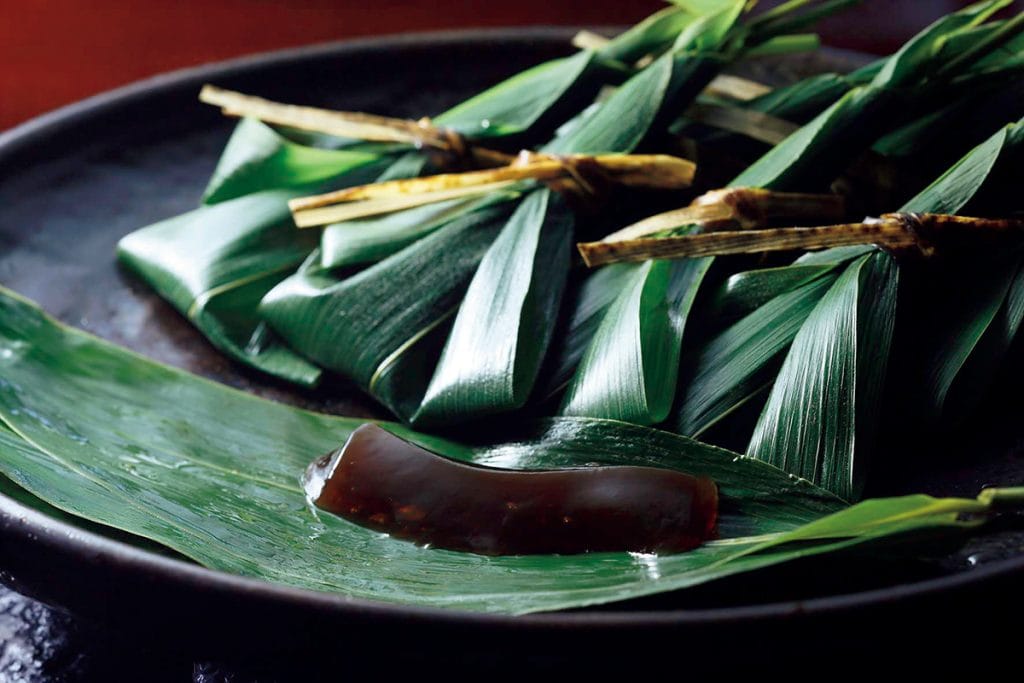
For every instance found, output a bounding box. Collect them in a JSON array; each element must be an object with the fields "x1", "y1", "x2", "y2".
[{"x1": 303, "y1": 423, "x2": 718, "y2": 556}]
